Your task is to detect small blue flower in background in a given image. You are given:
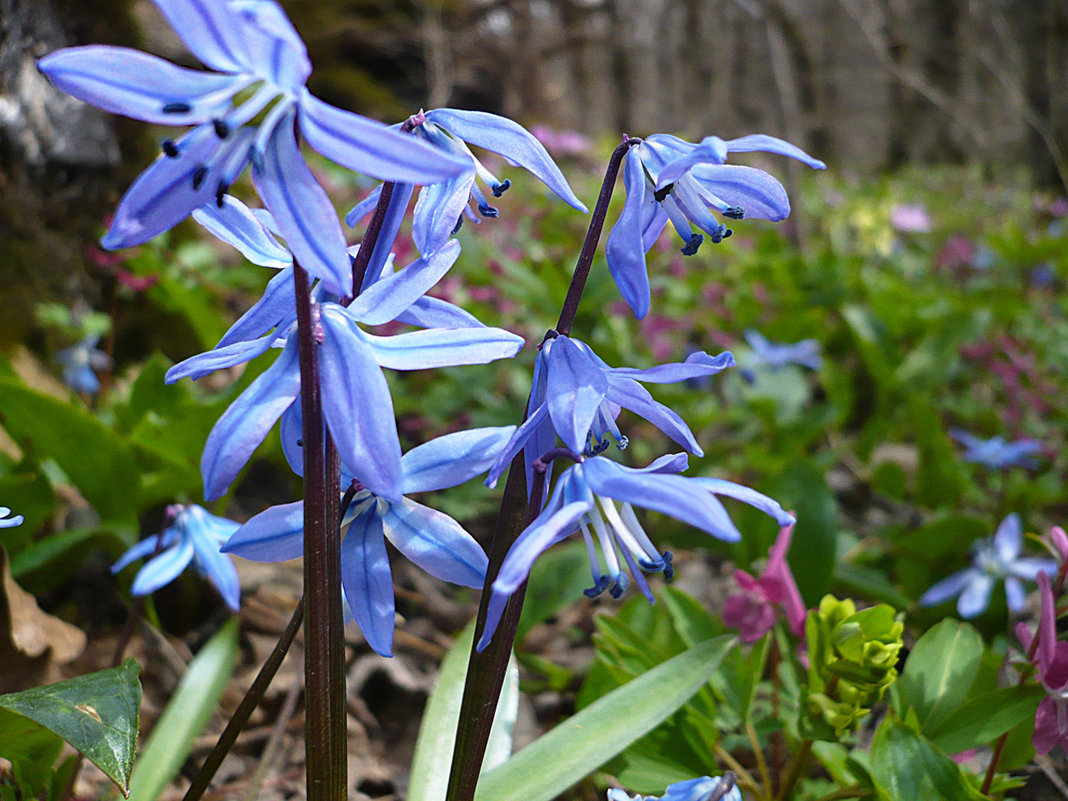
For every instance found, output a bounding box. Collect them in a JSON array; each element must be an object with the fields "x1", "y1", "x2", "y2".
[
  {"x1": 477, "y1": 454, "x2": 793, "y2": 650},
  {"x1": 919, "y1": 513, "x2": 1056, "y2": 618},
  {"x1": 112, "y1": 504, "x2": 241, "y2": 611},
  {"x1": 744, "y1": 329, "x2": 822, "y2": 371},
  {"x1": 609, "y1": 774, "x2": 741, "y2": 801},
  {"x1": 0, "y1": 507, "x2": 24, "y2": 528},
  {"x1": 222, "y1": 426, "x2": 513, "y2": 656},
  {"x1": 606, "y1": 133, "x2": 825, "y2": 318},
  {"x1": 56, "y1": 334, "x2": 111, "y2": 394},
  {"x1": 949, "y1": 428, "x2": 1042, "y2": 470}
]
